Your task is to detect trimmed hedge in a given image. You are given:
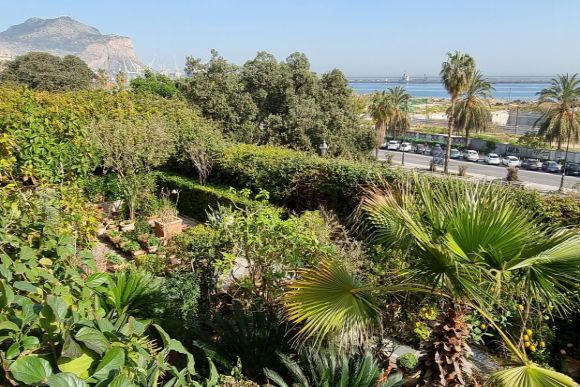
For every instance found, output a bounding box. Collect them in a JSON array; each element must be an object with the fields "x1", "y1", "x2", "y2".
[
  {"x1": 154, "y1": 172, "x2": 264, "y2": 221},
  {"x1": 213, "y1": 144, "x2": 406, "y2": 218},
  {"x1": 210, "y1": 144, "x2": 579, "y2": 227}
]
